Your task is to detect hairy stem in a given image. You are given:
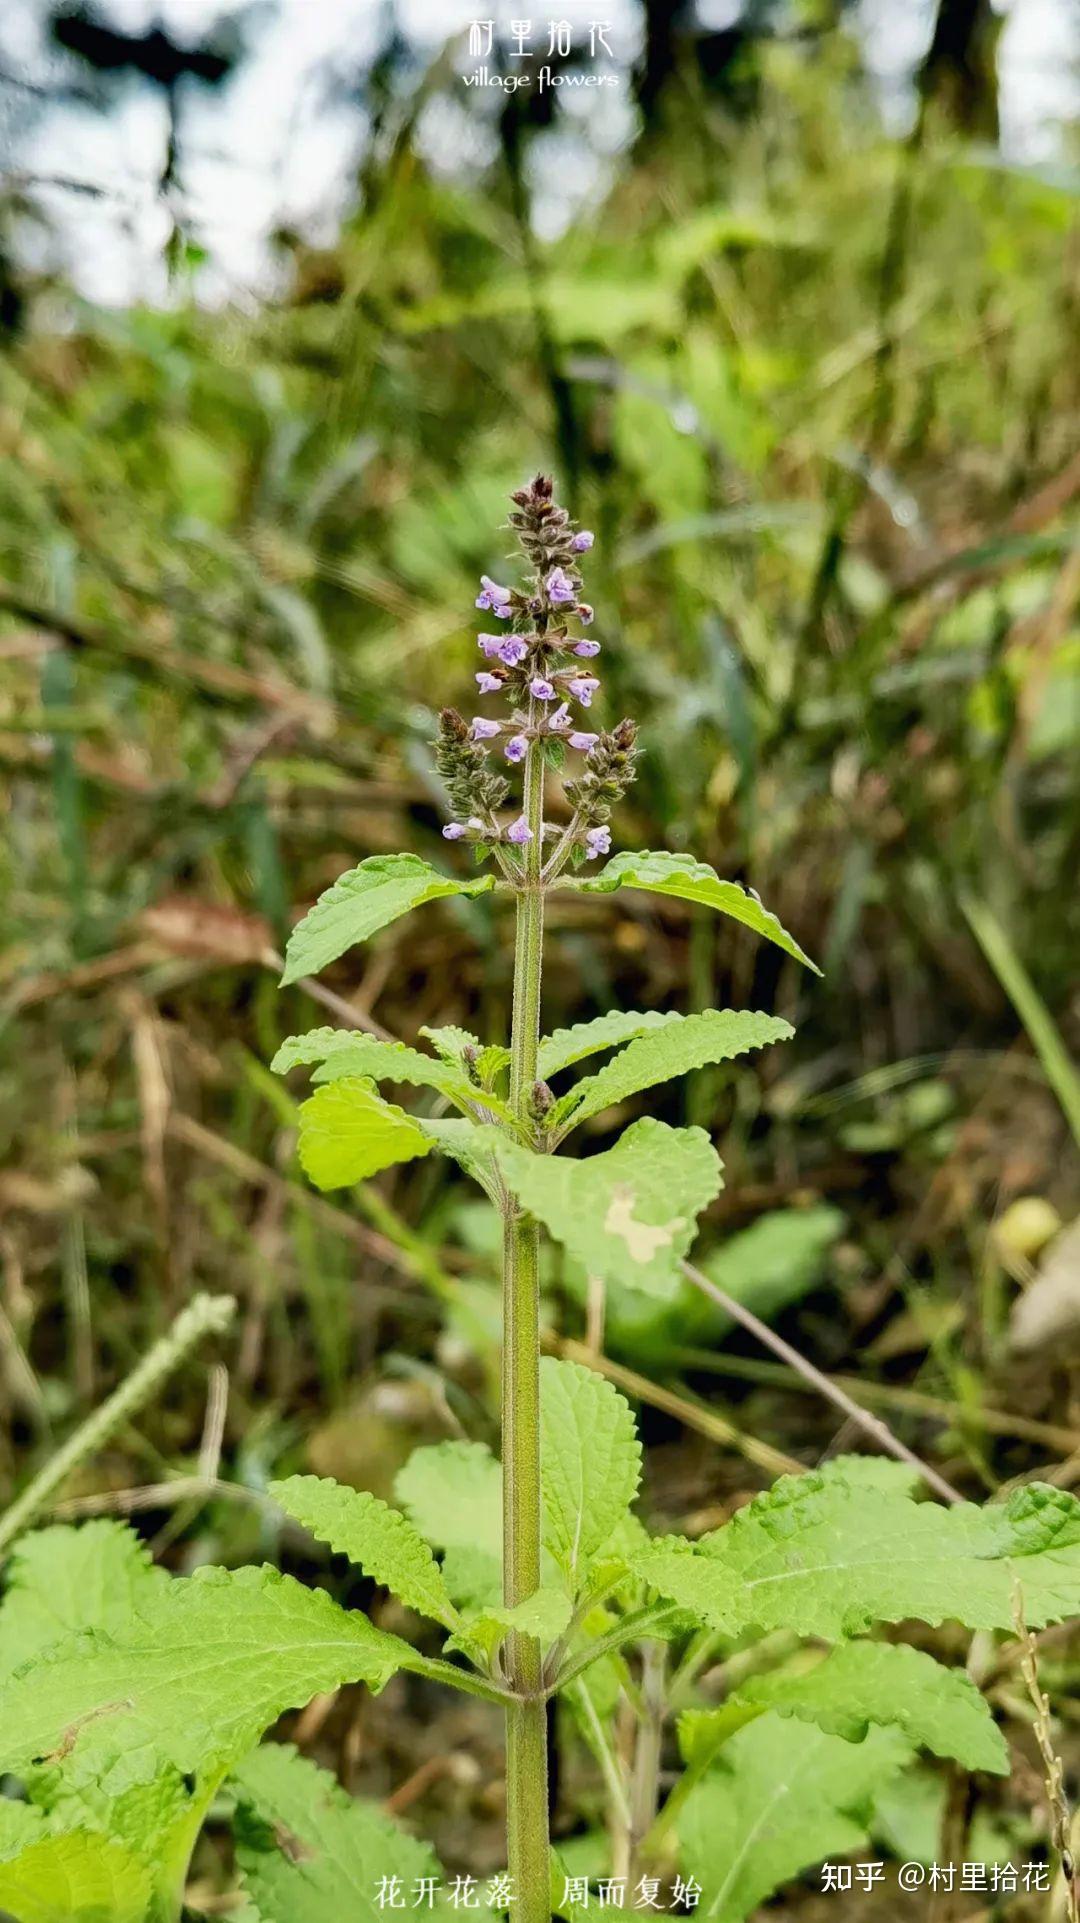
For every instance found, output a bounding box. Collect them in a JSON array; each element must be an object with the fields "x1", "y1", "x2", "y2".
[{"x1": 503, "y1": 730, "x2": 550, "y2": 1923}]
